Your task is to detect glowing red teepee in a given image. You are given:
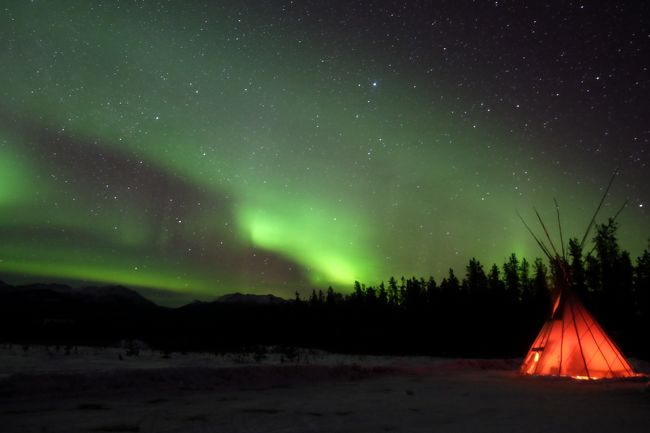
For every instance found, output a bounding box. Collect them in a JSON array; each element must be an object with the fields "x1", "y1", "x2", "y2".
[
  {"x1": 518, "y1": 174, "x2": 638, "y2": 380},
  {"x1": 521, "y1": 270, "x2": 636, "y2": 379}
]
